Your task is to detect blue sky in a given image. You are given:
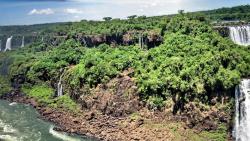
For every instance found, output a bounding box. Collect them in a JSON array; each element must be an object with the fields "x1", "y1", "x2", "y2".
[{"x1": 0, "y1": 0, "x2": 249, "y2": 25}]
